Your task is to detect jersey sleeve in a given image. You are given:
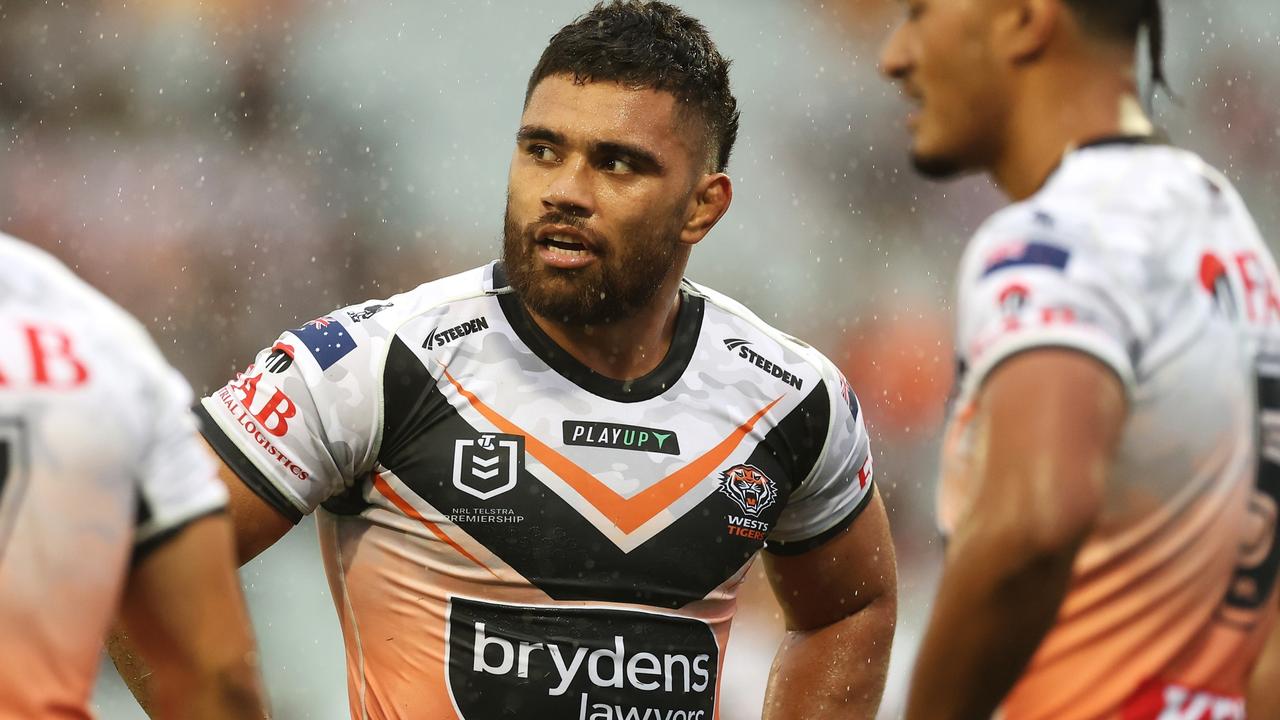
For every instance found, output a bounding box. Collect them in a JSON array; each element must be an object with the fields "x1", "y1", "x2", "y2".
[
  {"x1": 955, "y1": 211, "x2": 1147, "y2": 397},
  {"x1": 133, "y1": 354, "x2": 229, "y2": 559},
  {"x1": 765, "y1": 361, "x2": 875, "y2": 555},
  {"x1": 196, "y1": 312, "x2": 384, "y2": 523}
]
